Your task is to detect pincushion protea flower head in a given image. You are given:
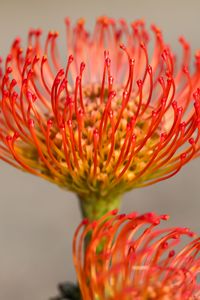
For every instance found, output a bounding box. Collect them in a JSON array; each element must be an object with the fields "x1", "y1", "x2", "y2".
[
  {"x1": 73, "y1": 210, "x2": 200, "y2": 300},
  {"x1": 0, "y1": 17, "x2": 200, "y2": 219}
]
